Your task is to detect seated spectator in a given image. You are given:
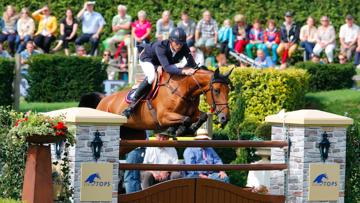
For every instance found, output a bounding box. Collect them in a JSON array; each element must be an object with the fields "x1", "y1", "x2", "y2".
[
  {"x1": 262, "y1": 19, "x2": 280, "y2": 63},
  {"x1": 156, "y1": 10, "x2": 174, "y2": 41},
  {"x1": 339, "y1": 15, "x2": 359, "y2": 60},
  {"x1": 16, "y1": 8, "x2": 35, "y2": 53},
  {"x1": 218, "y1": 19, "x2": 234, "y2": 55},
  {"x1": 246, "y1": 19, "x2": 264, "y2": 59},
  {"x1": 32, "y1": 5, "x2": 57, "y2": 54},
  {"x1": 190, "y1": 46, "x2": 205, "y2": 66},
  {"x1": 233, "y1": 14, "x2": 251, "y2": 54},
  {"x1": 254, "y1": 49, "x2": 275, "y2": 68},
  {"x1": 300, "y1": 16, "x2": 317, "y2": 61},
  {"x1": 177, "y1": 11, "x2": 196, "y2": 47},
  {"x1": 75, "y1": 1, "x2": 105, "y2": 56},
  {"x1": 312, "y1": 16, "x2": 336, "y2": 63},
  {"x1": 354, "y1": 32, "x2": 360, "y2": 67},
  {"x1": 20, "y1": 41, "x2": 39, "y2": 65},
  {"x1": 102, "y1": 5, "x2": 131, "y2": 55},
  {"x1": 216, "y1": 53, "x2": 227, "y2": 67},
  {"x1": 52, "y1": 8, "x2": 78, "y2": 56},
  {"x1": 277, "y1": 11, "x2": 300, "y2": 66},
  {"x1": 73, "y1": 45, "x2": 88, "y2": 57},
  {"x1": 338, "y1": 53, "x2": 348, "y2": 64},
  {"x1": 195, "y1": 10, "x2": 218, "y2": 55},
  {"x1": 132, "y1": 10, "x2": 152, "y2": 46},
  {"x1": 0, "y1": 5, "x2": 19, "y2": 55},
  {"x1": 141, "y1": 131, "x2": 182, "y2": 189},
  {"x1": 0, "y1": 43, "x2": 11, "y2": 58},
  {"x1": 183, "y1": 129, "x2": 229, "y2": 183}
]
